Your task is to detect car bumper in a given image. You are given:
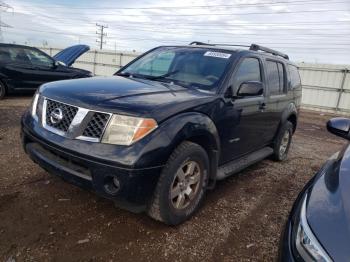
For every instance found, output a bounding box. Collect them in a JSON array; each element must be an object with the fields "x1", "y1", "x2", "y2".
[
  {"x1": 21, "y1": 112, "x2": 163, "y2": 212},
  {"x1": 278, "y1": 164, "x2": 325, "y2": 262},
  {"x1": 279, "y1": 220, "x2": 297, "y2": 262}
]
